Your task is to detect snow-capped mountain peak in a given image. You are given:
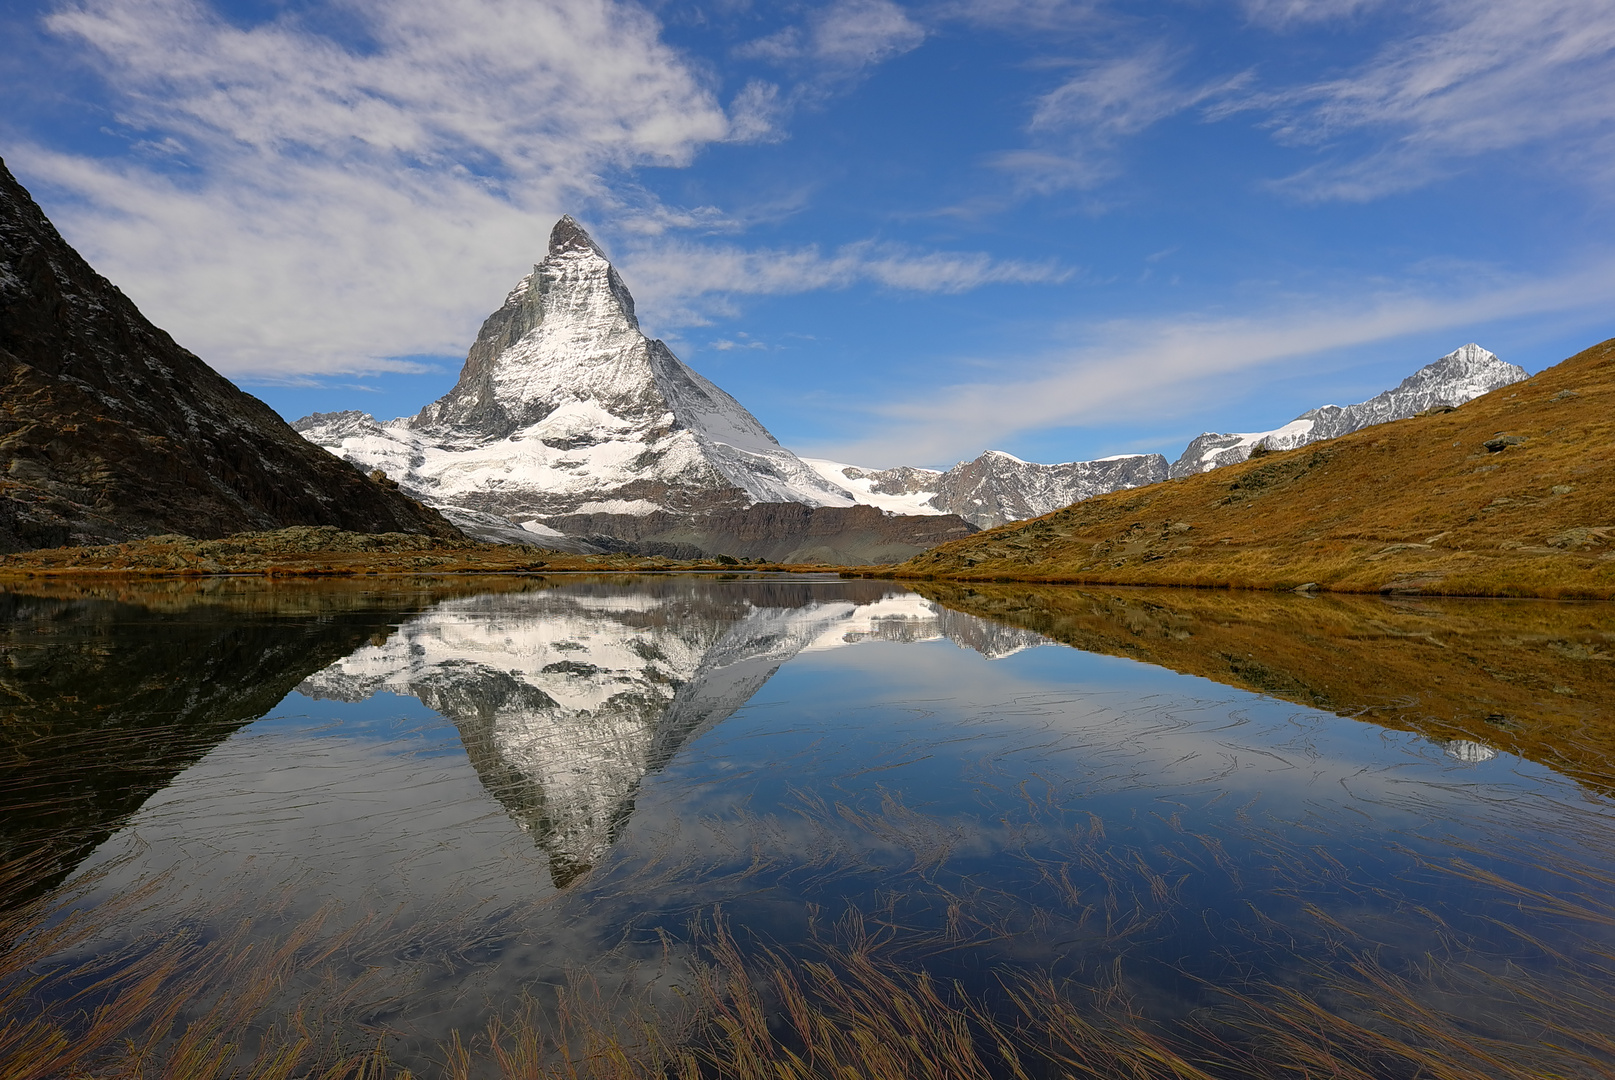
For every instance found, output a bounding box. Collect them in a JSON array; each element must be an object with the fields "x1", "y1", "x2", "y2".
[
  {"x1": 1168, "y1": 343, "x2": 1525, "y2": 478},
  {"x1": 297, "y1": 217, "x2": 856, "y2": 528}
]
